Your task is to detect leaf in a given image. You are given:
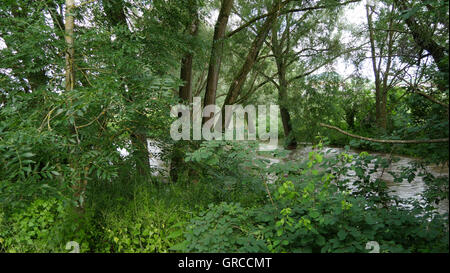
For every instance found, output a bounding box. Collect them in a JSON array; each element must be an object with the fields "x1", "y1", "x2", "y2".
[
  {"x1": 56, "y1": 108, "x2": 64, "y2": 115},
  {"x1": 337, "y1": 230, "x2": 347, "y2": 240},
  {"x1": 276, "y1": 229, "x2": 283, "y2": 236},
  {"x1": 21, "y1": 152, "x2": 35, "y2": 158},
  {"x1": 169, "y1": 241, "x2": 188, "y2": 252},
  {"x1": 309, "y1": 210, "x2": 320, "y2": 219},
  {"x1": 167, "y1": 230, "x2": 183, "y2": 239}
]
